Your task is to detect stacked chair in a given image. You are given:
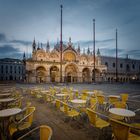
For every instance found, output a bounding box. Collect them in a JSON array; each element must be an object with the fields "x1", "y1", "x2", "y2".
[
  {"x1": 17, "y1": 125, "x2": 53, "y2": 140},
  {"x1": 9, "y1": 107, "x2": 36, "y2": 136}
]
